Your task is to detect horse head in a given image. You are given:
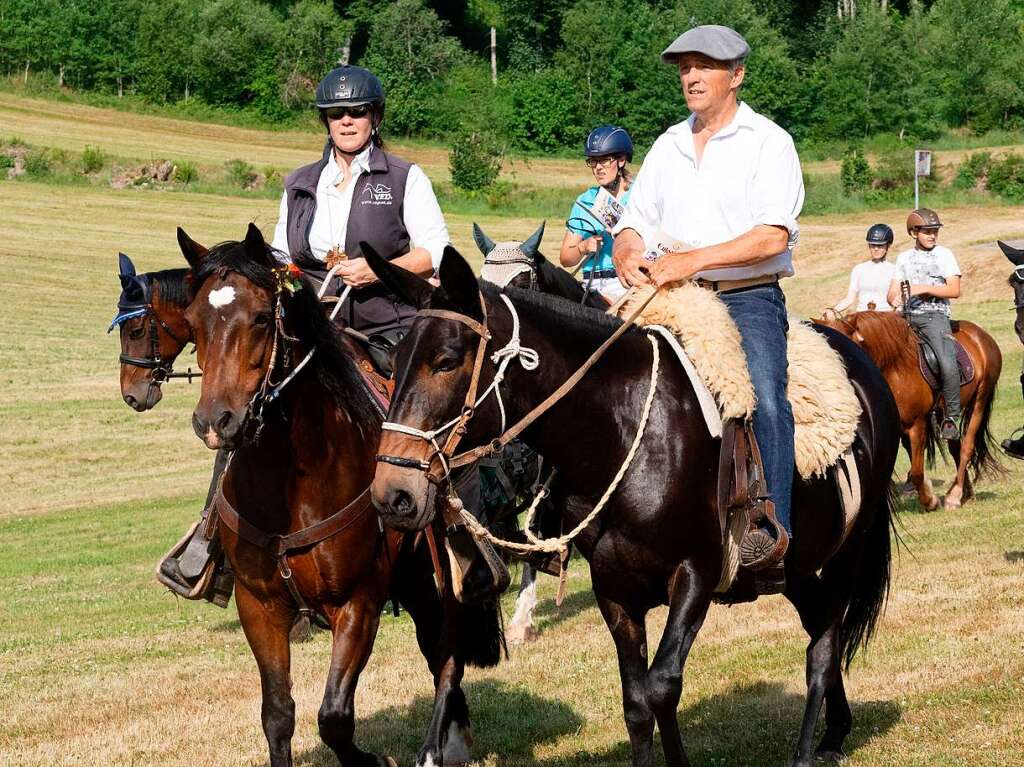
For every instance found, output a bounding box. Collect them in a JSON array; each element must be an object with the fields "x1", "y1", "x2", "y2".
[
  {"x1": 184, "y1": 224, "x2": 294, "y2": 449},
  {"x1": 476, "y1": 221, "x2": 545, "y2": 290},
  {"x1": 110, "y1": 229, "x2": 201, "y2": 411},
  {"x1": 815, "y1": 312, "x2": 866, "y2": 346},
  {"x1": 366, "y1": 243, "x2": 504, "y2": 531},
  {"x1": 998, "y1": 240, "x2": 1024, "y2": 344}
]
